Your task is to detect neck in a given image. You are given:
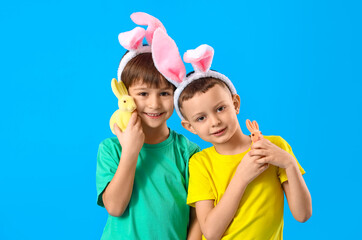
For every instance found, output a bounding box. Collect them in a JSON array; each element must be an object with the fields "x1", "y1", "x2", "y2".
[
  {"x1": 213, "y1": 127, "x2": 251, "y2": 155},
  {"x1": 142, "y1": 123, "x2": 170, "y2": 145}
]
